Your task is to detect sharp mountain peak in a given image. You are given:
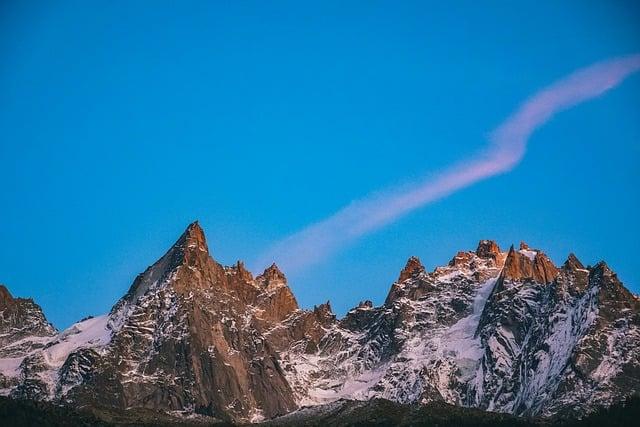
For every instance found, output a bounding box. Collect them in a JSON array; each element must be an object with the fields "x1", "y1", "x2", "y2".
[
  {"x1": 398, "y1": 256, "x2": 425, "y2": 282},
  {"x1": 563, "y1": 252, "x2": 586, "y2": 271}
]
